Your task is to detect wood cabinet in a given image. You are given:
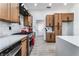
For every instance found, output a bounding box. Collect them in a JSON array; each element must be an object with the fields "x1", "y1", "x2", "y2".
[
  {"x1": 0, "y1": 3, "x2": 9, "y2": 20},
  {"x1": 54, "y1": 13, "x2": 62, "y2": 35},
  {"x1": 54, "y1": 13, "x2": 62, "y2": 26},
  {"x1": 10, "y1": 3, "x2": 19, "y2": 23},
  {"x1": 24, "y1": 16, "x2": 32, "y2": 27},
  {"x1": 0, "y1": 3, "x2": 19, "y2": 23},
  {"x1": 54, "y1": 26, "x2": 62, "y2": 35},
  {"x1": 21, "y1": 37, "x2": 28, "y2": 56},
  {"x1": 28, "y1": 16, "x2": 32, "y2": 27},
  {"x1": 61, "y1": 13, "x2": 74, "y2": 22},
  {"x1": 46, "y1": 15, "x2": 54, "y2": 26},
  {"x1": 46, "y1": 32, "x2": 55, "y2": 42},
  {"x1": 24, "y1": 16, "x2": 29, "y2": 26}
]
